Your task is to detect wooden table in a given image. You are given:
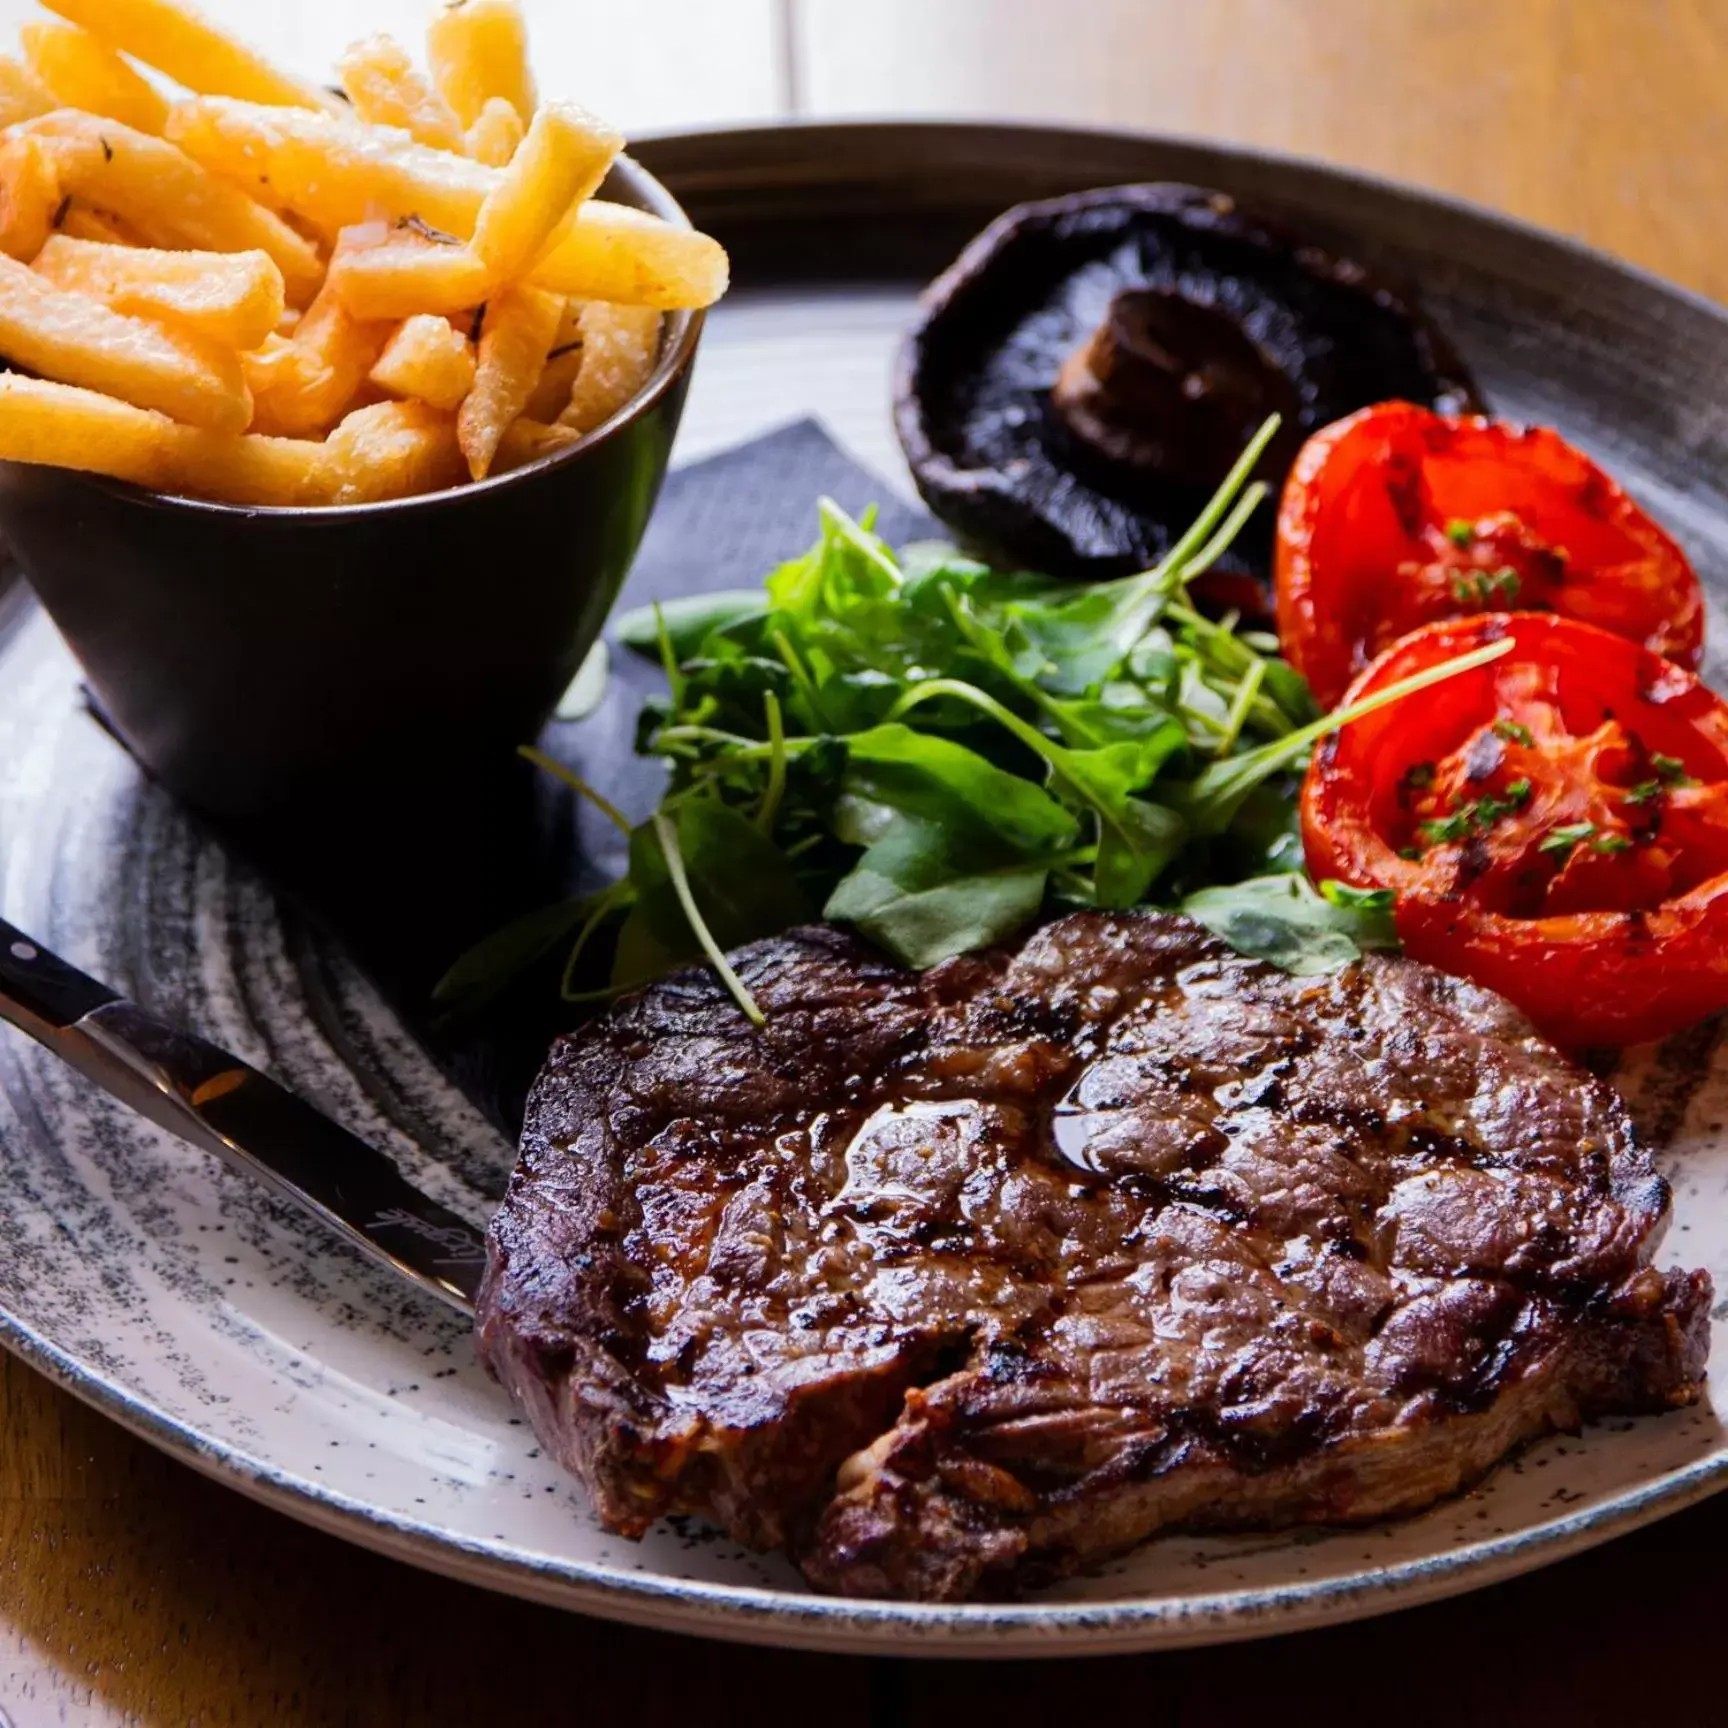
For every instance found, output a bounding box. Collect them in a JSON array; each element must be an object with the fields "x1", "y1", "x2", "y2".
[{"x1": 4, "y1": 2, "x2": 1727, "y2": 1720}]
